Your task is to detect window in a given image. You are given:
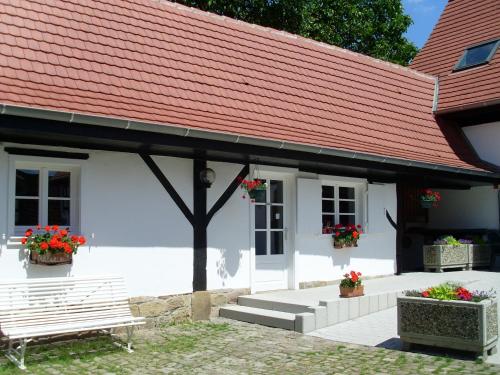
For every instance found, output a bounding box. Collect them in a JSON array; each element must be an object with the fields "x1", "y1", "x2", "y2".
[
  {"x1": 322, "y1": 185, "x2": 357, "y2": 233},
  {"x1": 13, "y1": 165, "x2": 79, "y2": 234},
  {"x1": 454, "y1": 40, "x2": 499, "y2": 71}
]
